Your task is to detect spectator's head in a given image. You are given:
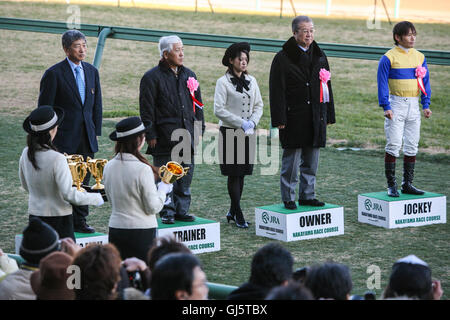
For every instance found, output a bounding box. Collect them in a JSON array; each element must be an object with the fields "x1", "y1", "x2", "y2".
[
  {"x1": 151, "y1": 253, "x2": 208, "y2": 300},
  {"x1": 20, "y1": 218, "x2": 60, "y2": 265},
  {"x1": 158, "y1": 35, "x2": 184, "y2": 67},
  {"x1": 62, "y1": 30, "x2": 87, "y2": 63},
  {"x1": 304, "y1": 262, "x2": 353, "y2": 300},
  {"x1": 393, "y1": 21, "x2": 416, "y2": 47},
  {"x1": 383, "y1": 255, "x2": 433, "y2": 300},
  {"x1": 30, "y1": 251, "x2": 75, "y2": 300},
  {"x1": 147, "y1": 236, "x2": 191, "y2": 271},
  {"x1": 265, "y1": 281, "x2": 314, "y2": 300},
  {"x1": 249, "y1": 243, "x2": 294, "y2": 288},
  {"x1": 292, "y1": 266, "x2": 309, "y2": 284},
  {"x1": 72, "y1": 244, "x2": 122, "y2": 300}
]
